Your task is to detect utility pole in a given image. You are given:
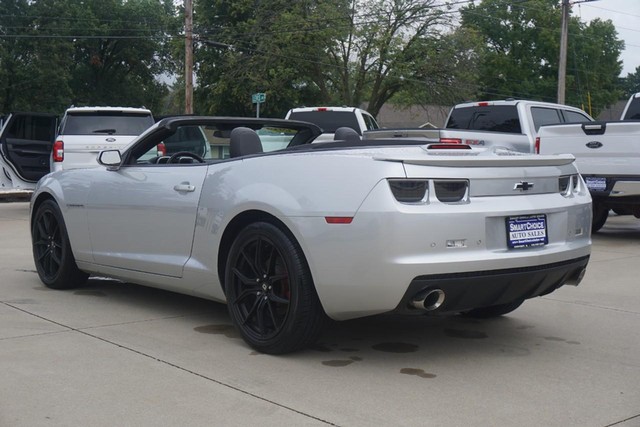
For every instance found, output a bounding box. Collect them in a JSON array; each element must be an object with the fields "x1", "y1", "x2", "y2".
[
  {"x1": 557, "y1": 0, "x2": 569, "y2": 105},
  {"x1": 558, "y1": 0, "x2": 600, "y2": 105},
  {"x1": 184, "y1": 0, "x2": 194, "y2": 114}
]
